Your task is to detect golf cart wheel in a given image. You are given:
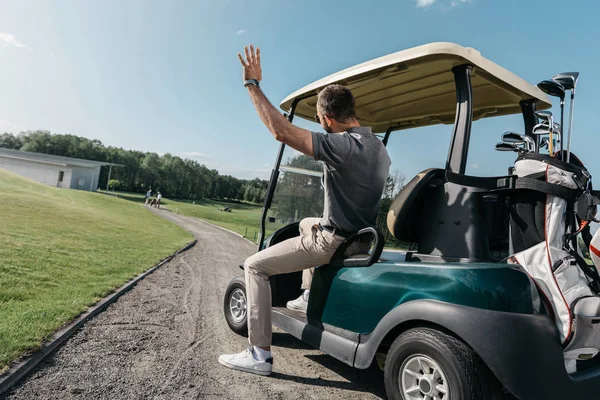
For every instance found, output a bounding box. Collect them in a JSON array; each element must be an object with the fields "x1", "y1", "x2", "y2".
[
  {"x1": 223, "y1": 276, "x2": 248, "y2": 337},
  {"x1": 384, "y1": 328, "x2": 492, "y2": 400}
]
